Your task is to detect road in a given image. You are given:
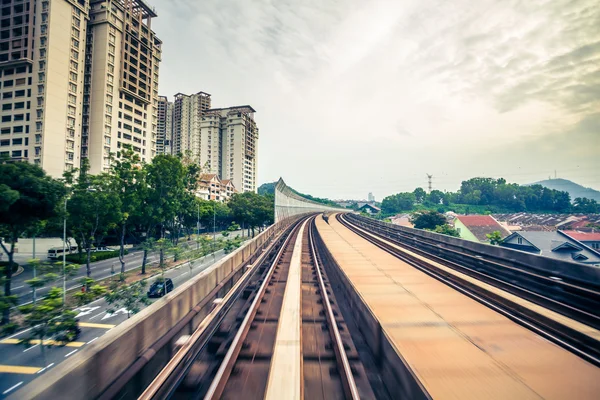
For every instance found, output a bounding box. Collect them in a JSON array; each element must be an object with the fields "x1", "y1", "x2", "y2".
[
  {"x1": 0, "y1": 248, "x2": 229, "y2": 398},
  {"x1": 11, "y1": 230, "x2": 244, "y2": 306}
]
